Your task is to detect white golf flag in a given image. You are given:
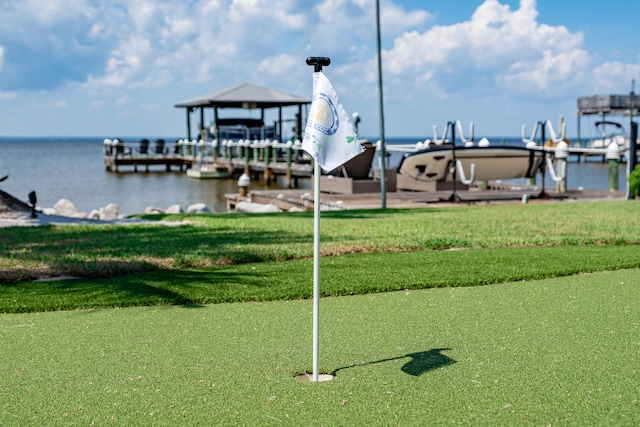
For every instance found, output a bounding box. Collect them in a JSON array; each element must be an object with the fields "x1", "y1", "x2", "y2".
[{"x1": 302, "y1": 72, "x2": 363, "y2": 171}]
